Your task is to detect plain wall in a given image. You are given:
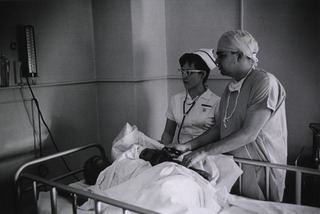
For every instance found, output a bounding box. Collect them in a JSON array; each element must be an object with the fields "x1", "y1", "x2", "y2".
[
  {"x1": 93, "y1": 0, "x2": 169, "y2": 155},
  {"x1": 244, "y1": 0, "x2": 320, "y2": 162}
]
